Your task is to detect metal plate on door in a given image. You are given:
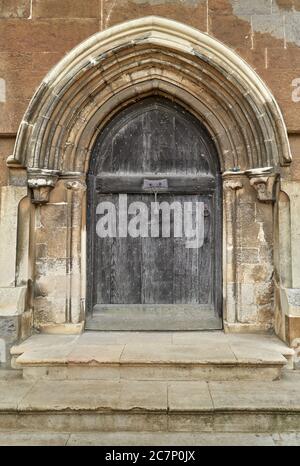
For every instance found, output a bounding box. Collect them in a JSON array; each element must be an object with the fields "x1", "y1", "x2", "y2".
[{"x1": 143, "y1": 179, "x2": 168, "y2": 190}]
